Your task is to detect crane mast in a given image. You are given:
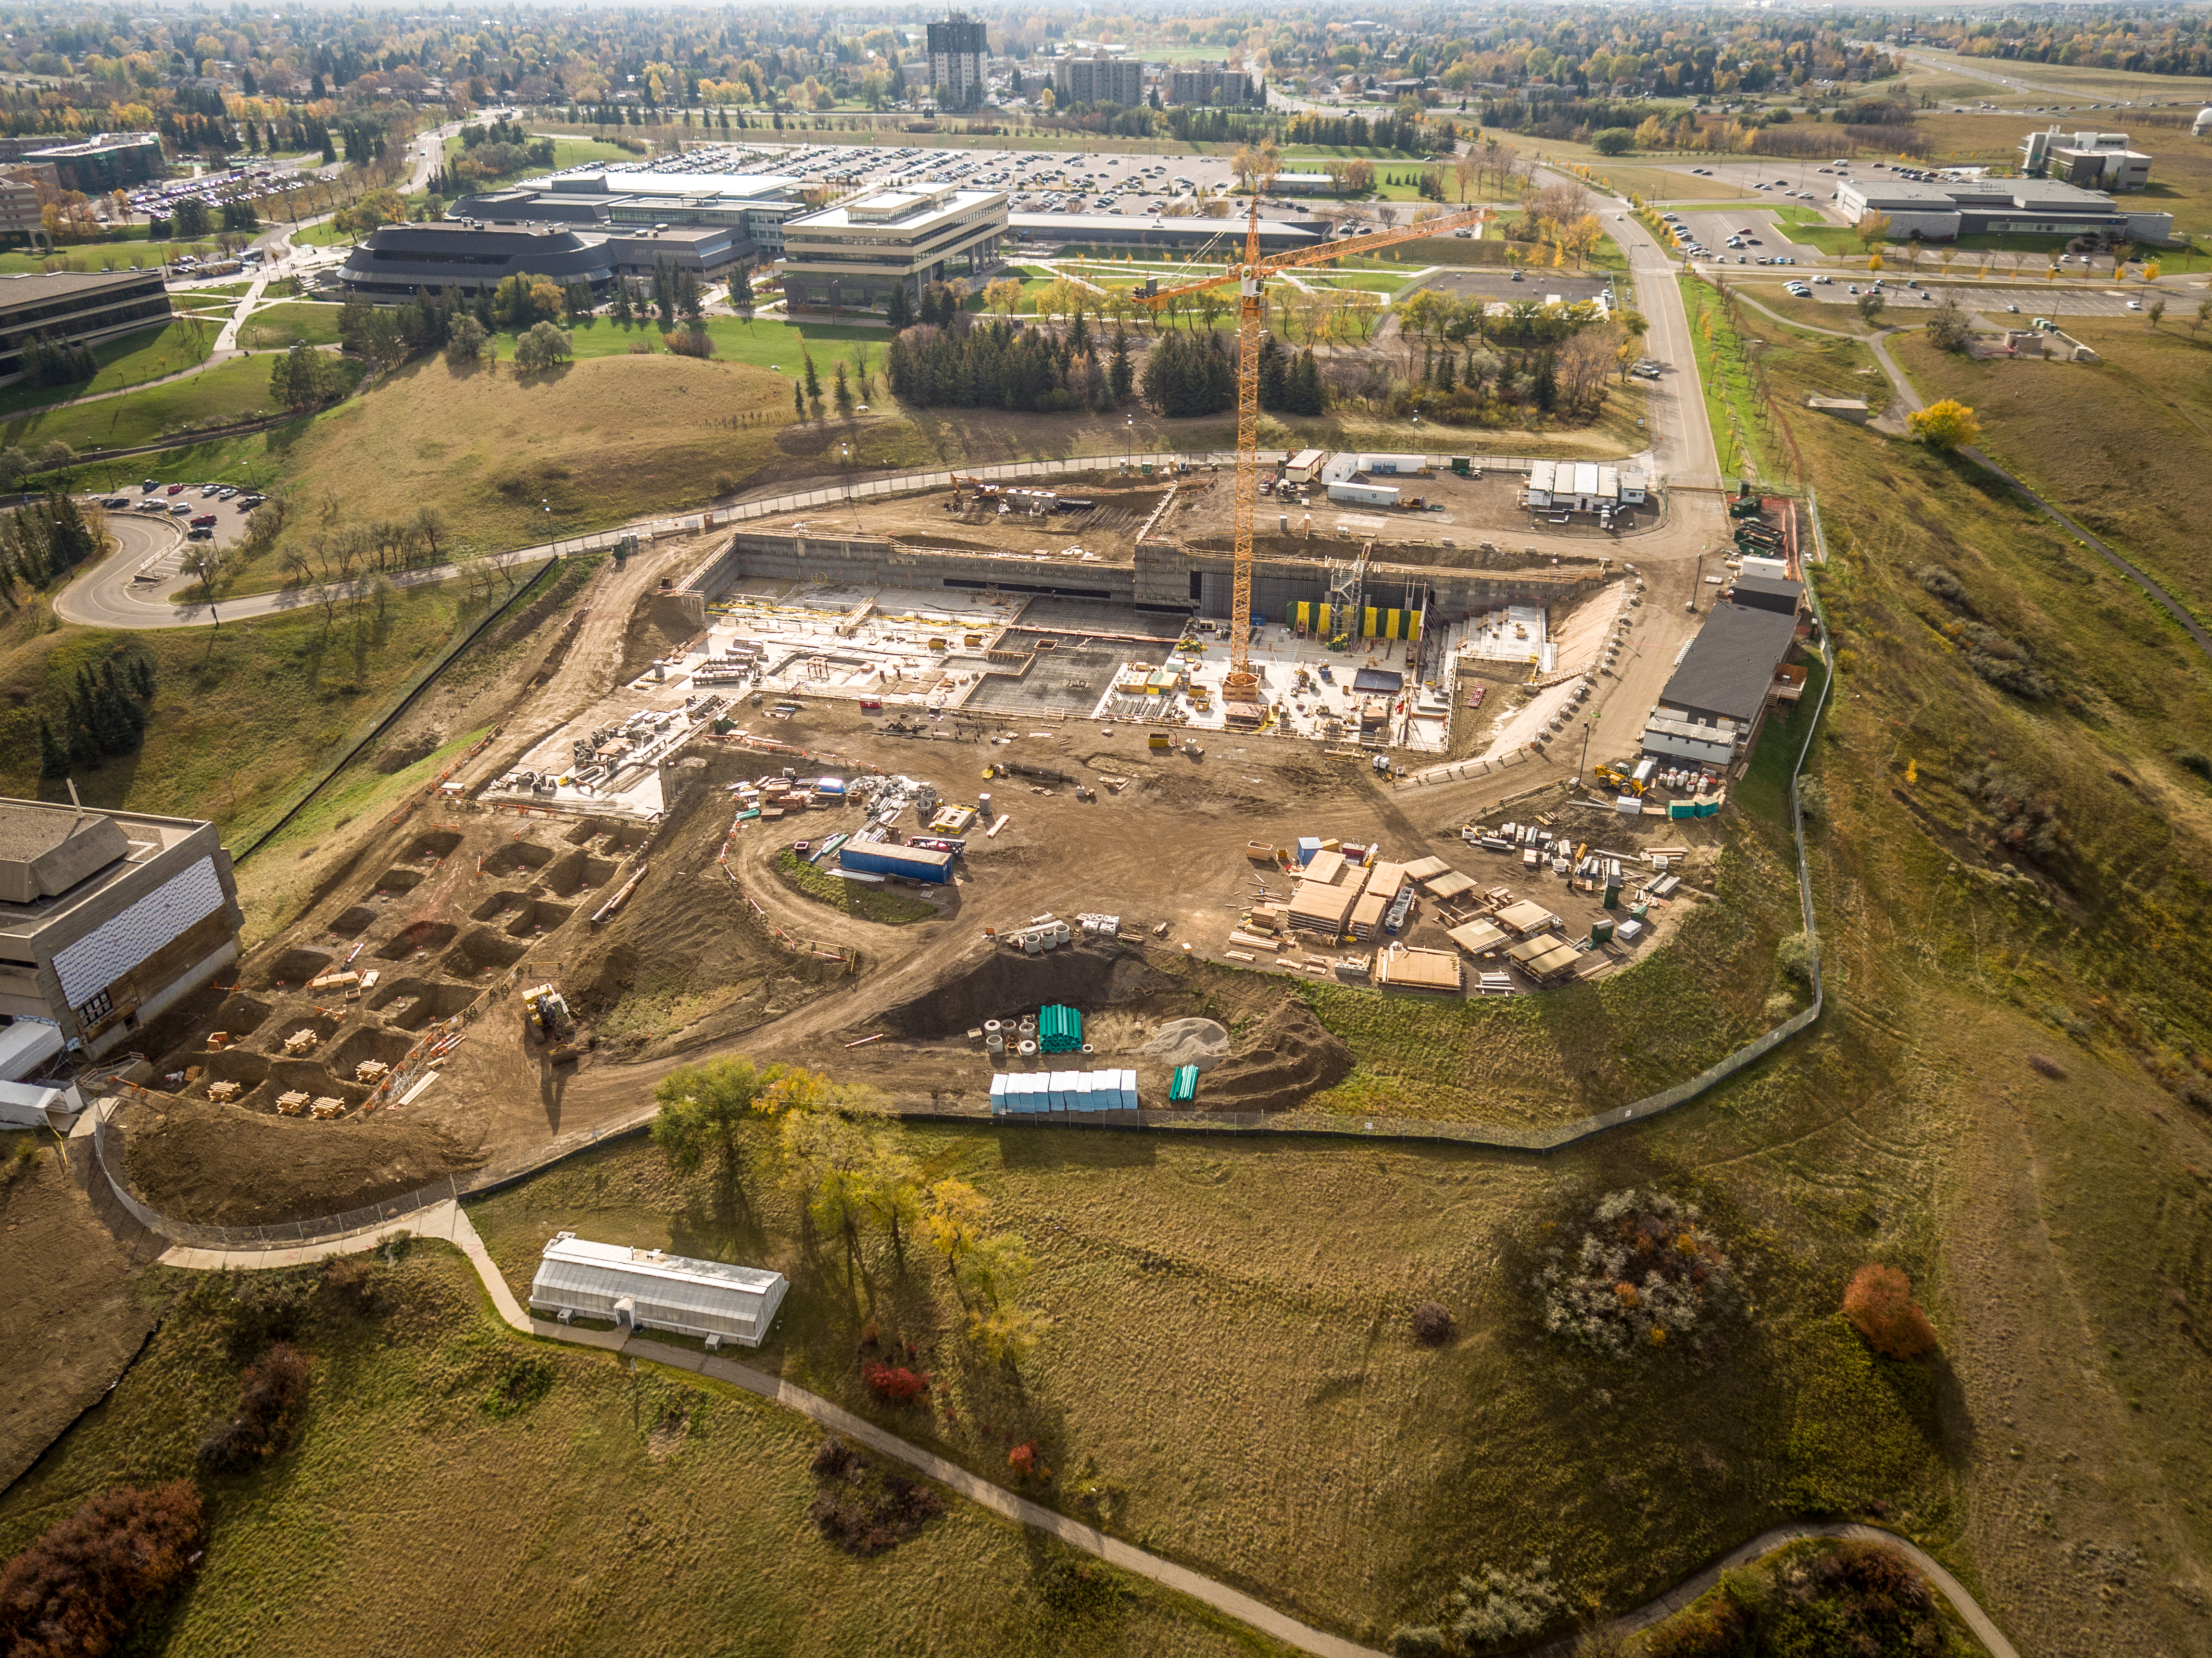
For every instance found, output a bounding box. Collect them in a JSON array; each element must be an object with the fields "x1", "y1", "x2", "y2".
[{"x1": 1136, "y1": 193, "x2": 1488, "y2": 714}]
